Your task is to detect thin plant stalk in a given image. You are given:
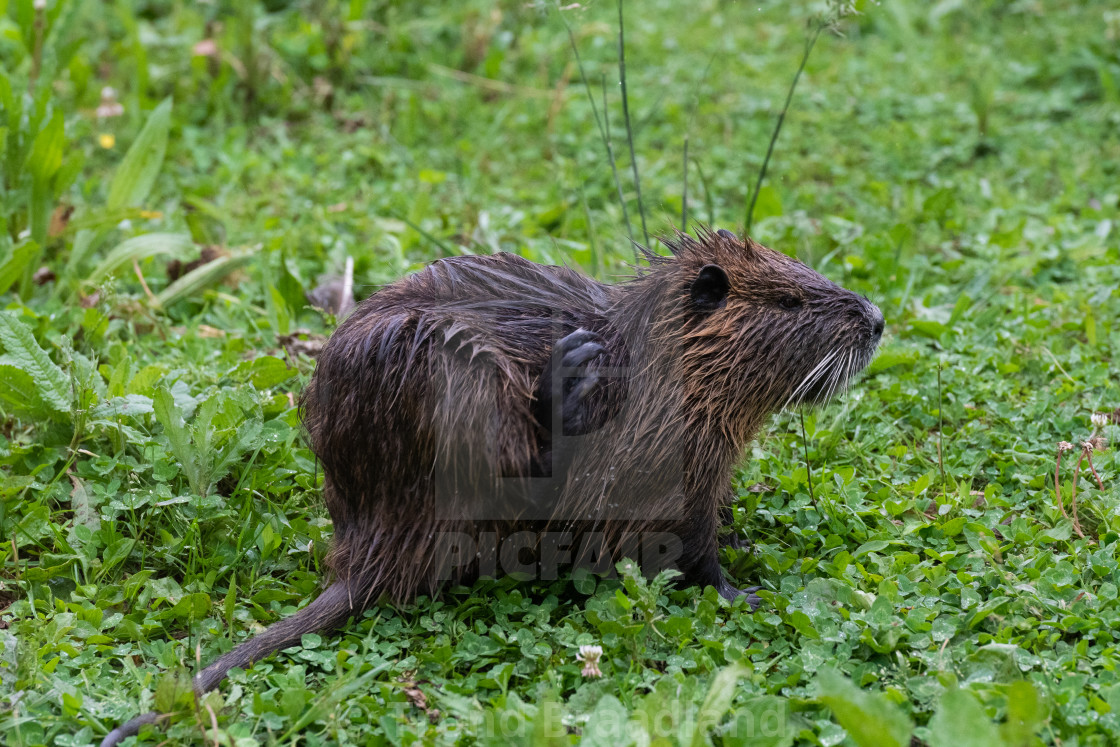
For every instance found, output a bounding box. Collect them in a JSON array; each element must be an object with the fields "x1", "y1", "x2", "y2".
[
  {"x1": 681, "y1": 55, "x2": 715, "y2": 231},
  {"x1": 692, "y1": 157, "x2": 715, "y2": 226},
  {"x1": 937, "y1": 363, "x2": 946, "y2": 488},
  {"x1": 30, "y1": 2, "x2": 46, "y2": 91},
  {"x1": 389, "y1": 210, "x2": 455, "y2": 256},
  {"x1": 800, "y1": 408, "x2": 815, "y2": 505},
  {"x1": 682, "y1": 137, "x2": 689, "y2": 229},
  {"x1": 559, "y1": 8, "x2": 635, "y2": 254},
  {"x1": 617, "y1": 0, "x2": 648, "y2": 248},
  {"x1": 1070, "y1": 454, "x2": 1086, "y2": 538},
  {"x1": 1055, "y1": 446, "x2": 1074, "y2": 529},
  {"x1": 600, "y1": 73, "x2": 634, "y2": 256},
  {"x1": 745, "y1": 21, "x2": 824, "y2": 235},
  {"x1": 1086, "y1": 451, "x2": 1105, "y2": 491},
  {"x1": 577, "y1": 180, "x2": 603, "y2": 277}
]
